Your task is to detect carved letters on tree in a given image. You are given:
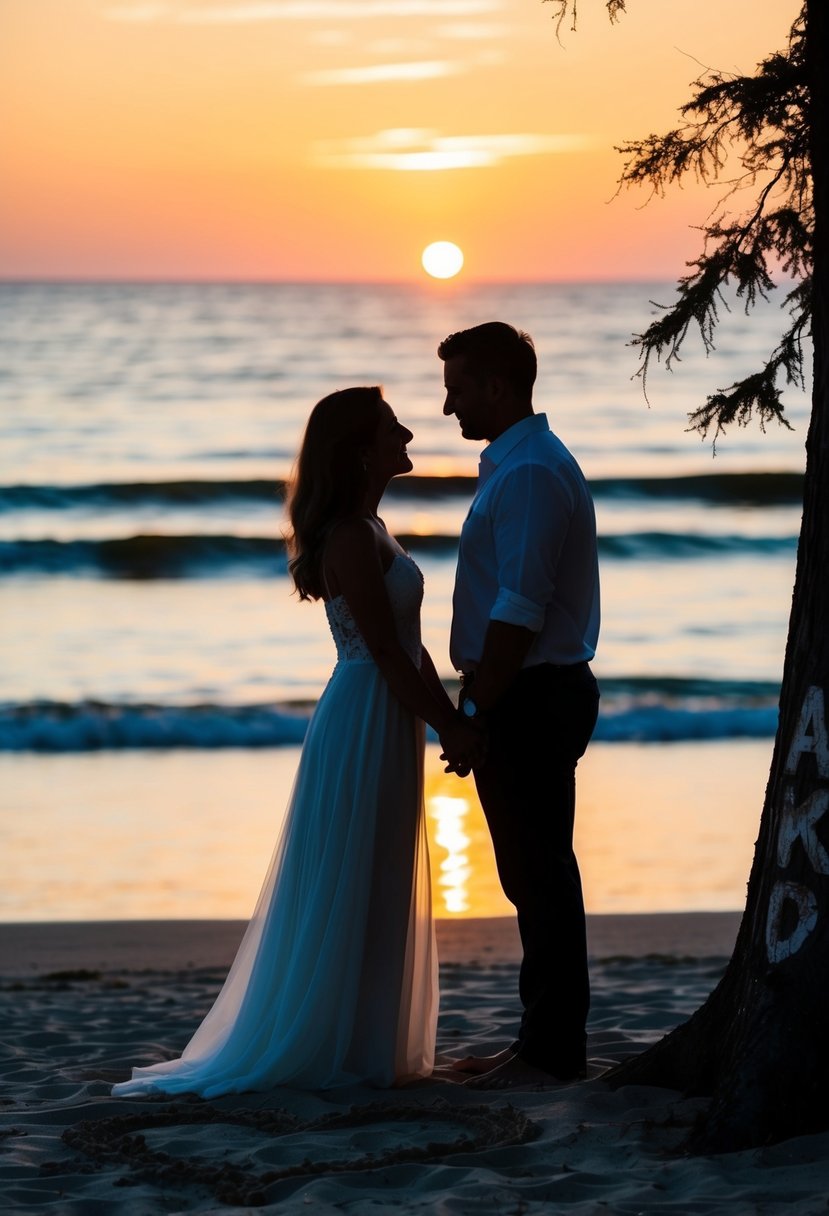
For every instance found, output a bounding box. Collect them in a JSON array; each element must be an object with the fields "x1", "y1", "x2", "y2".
[{"x1": 766, "y1": 687, "x2": 829, "y2": 964}]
